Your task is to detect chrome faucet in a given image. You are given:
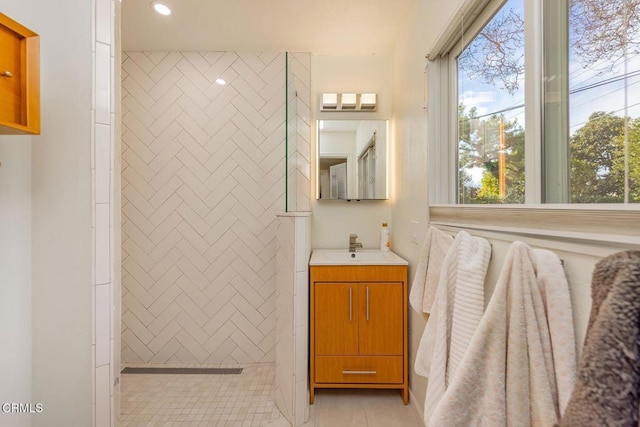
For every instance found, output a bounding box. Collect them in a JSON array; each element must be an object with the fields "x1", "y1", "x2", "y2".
[{"x1": 349, "y1": 234, "x2": 363, "y2": 252}]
